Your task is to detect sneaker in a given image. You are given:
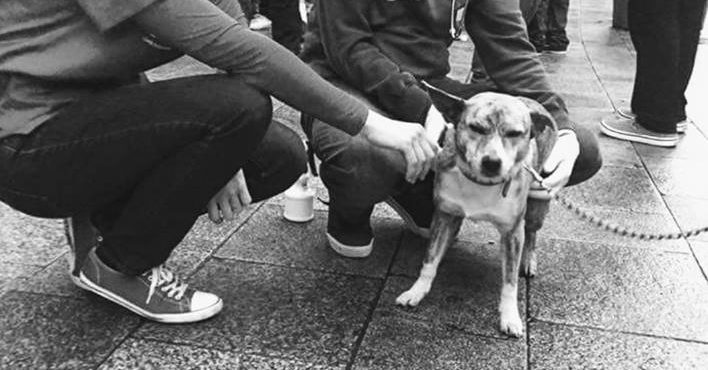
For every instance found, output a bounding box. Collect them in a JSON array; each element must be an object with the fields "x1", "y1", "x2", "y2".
[
  {"x1": 64, "y1": 214, "x2": 101, "y2": 280},
  {"x1": 249, "y1": 14, "x2": 272, "y2": 31},
  {"x1": 544, "y1": 42, "x2": 568, "y2": 54},
  {"x1": 529, "y1": 37, "x2": 546, "y2": 53},
  {"x1": 617, "y1": 108, "x2": 688, "y2": 133},
  {"x1": 326, "y1": 206, "x2": 374, "y2": 258},
  {"x1": 600, "y1": 115, "x2": 679, "y2": 147},
  {"x1": 77, "y1": 249, "x2": 223, "y2": 323}
]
